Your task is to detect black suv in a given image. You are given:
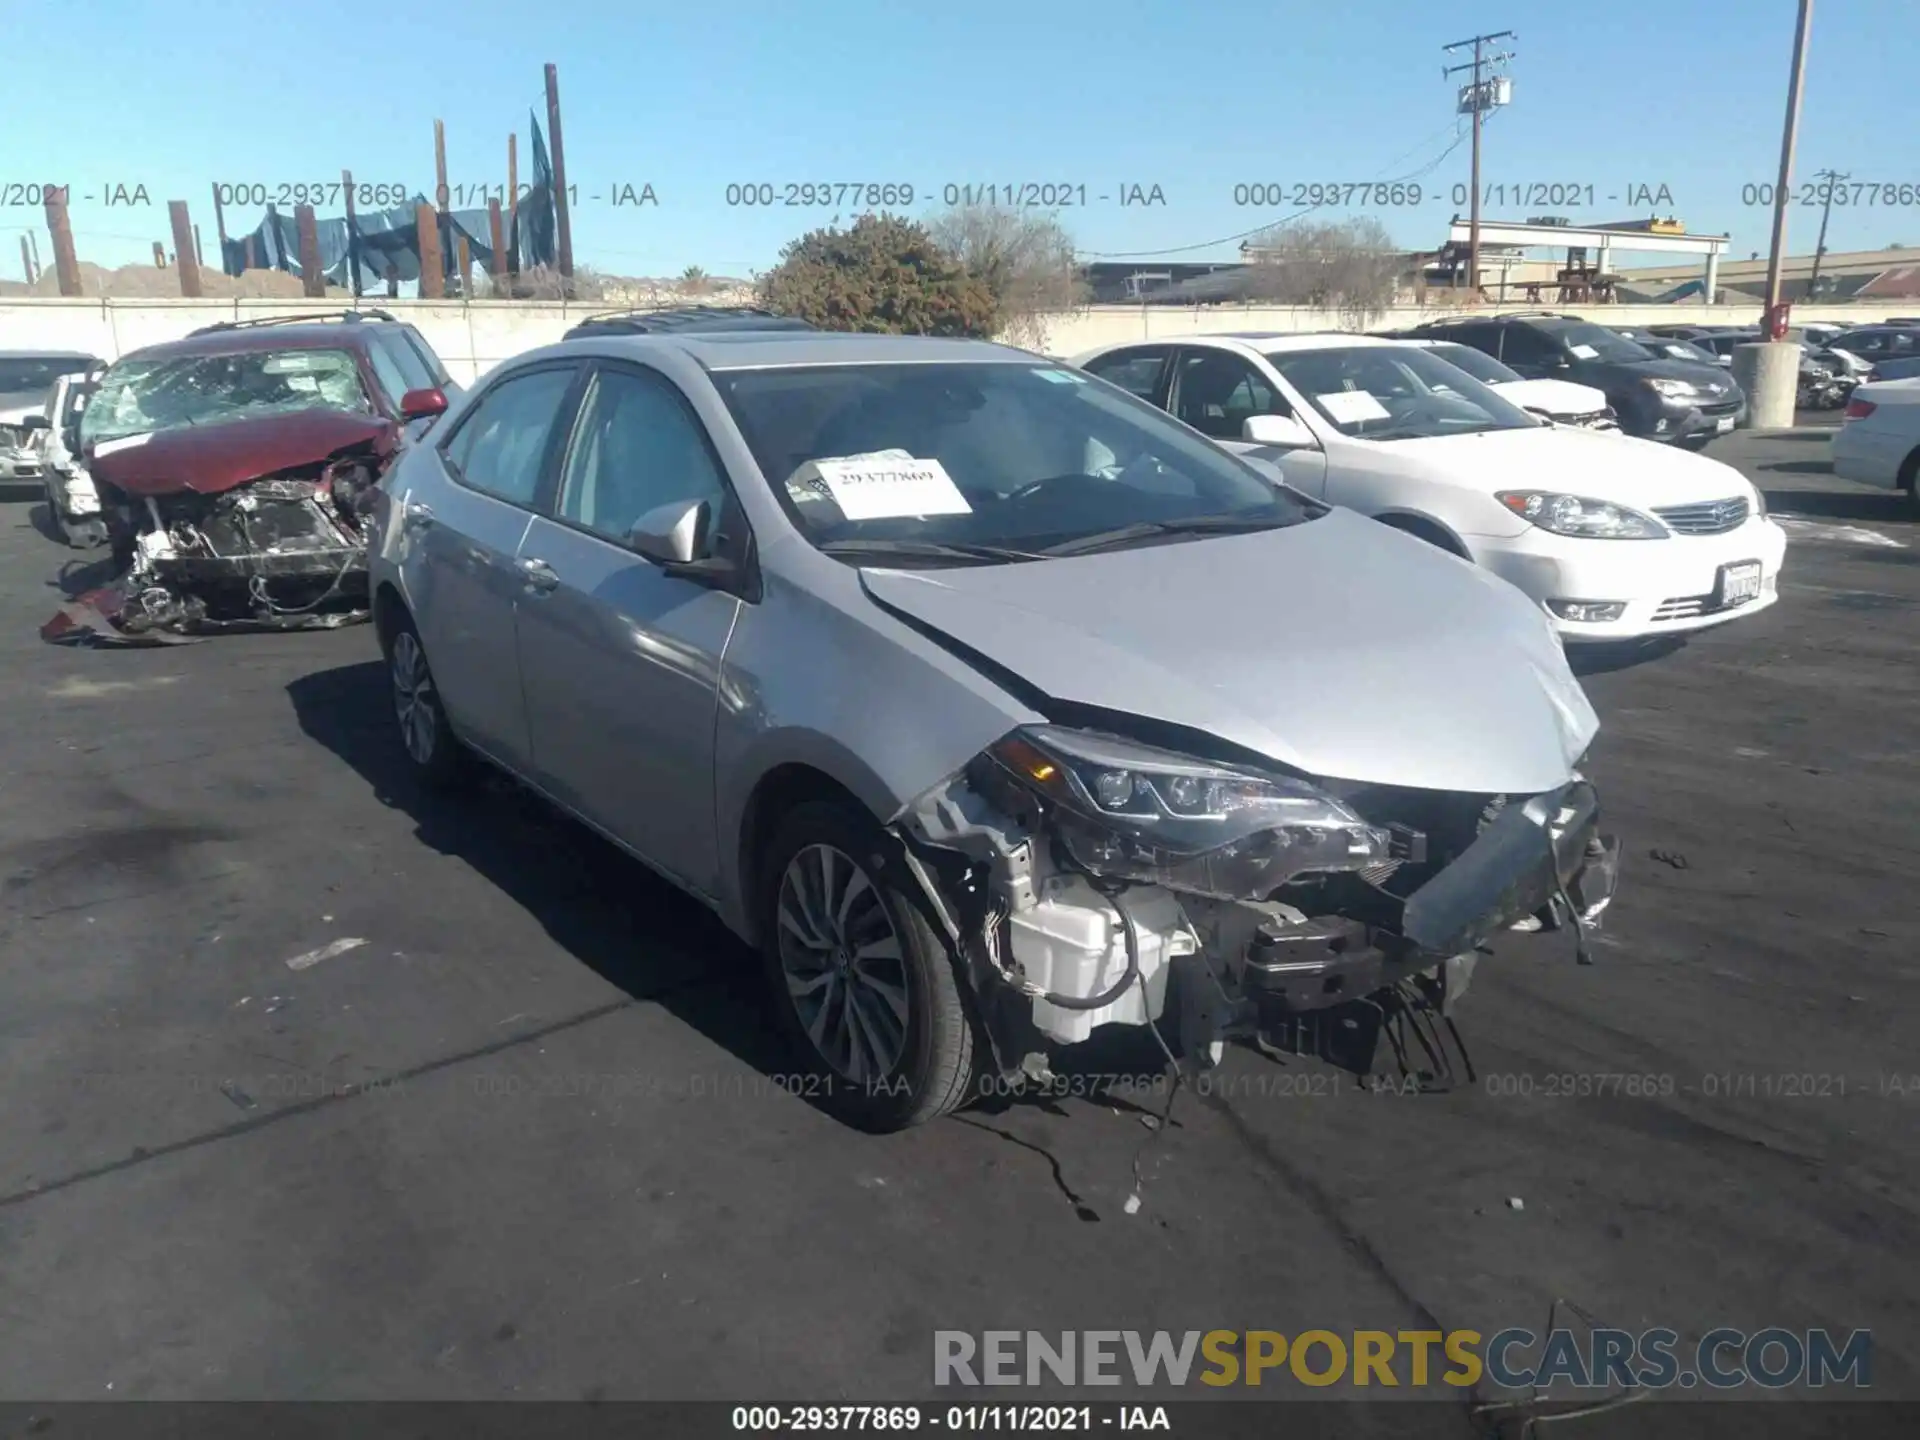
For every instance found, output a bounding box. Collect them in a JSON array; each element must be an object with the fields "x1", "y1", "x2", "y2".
[
  {"x1": 562, "y1": 306, "x2": 816, "y2": 341},
  {"x1": 1412, "y1": 312, "x2": 1742, "y2": 445}
]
